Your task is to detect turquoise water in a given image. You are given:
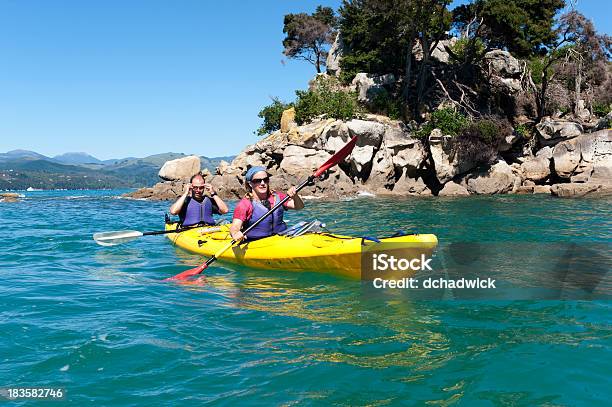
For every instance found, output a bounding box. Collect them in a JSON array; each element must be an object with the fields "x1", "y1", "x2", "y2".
[{"x1": 1, "y1": 190, "x2": 610, "y2": 405}]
